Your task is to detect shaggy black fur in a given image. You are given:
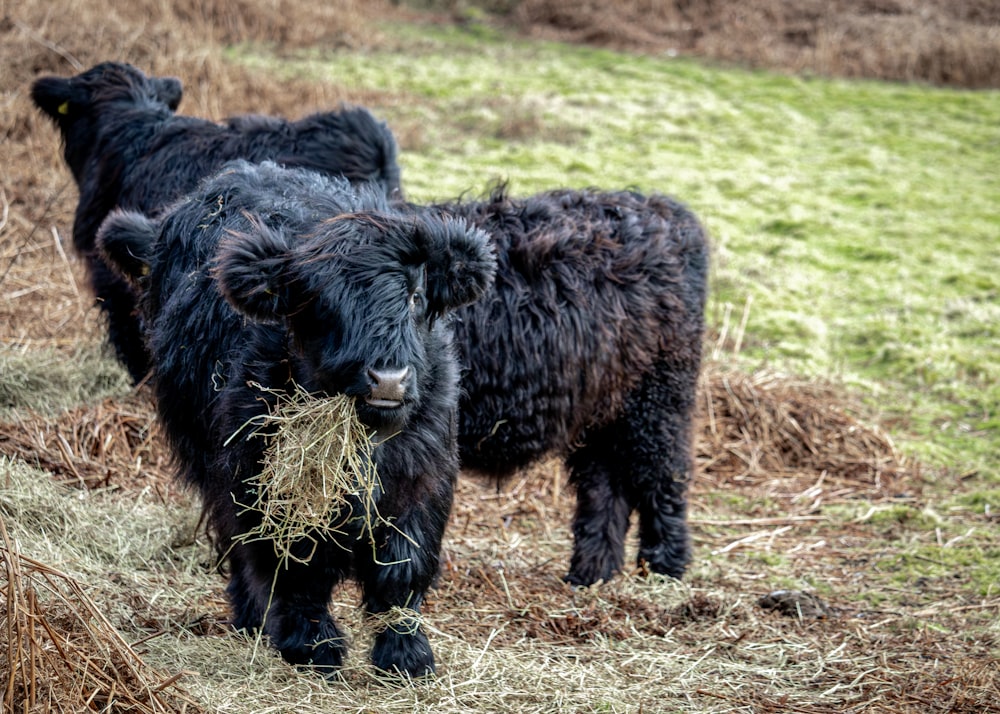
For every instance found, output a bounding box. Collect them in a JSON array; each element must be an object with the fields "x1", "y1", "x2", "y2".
[
  {"x1": 32, "y1": 61, "x2": 402, "y2": 383},
  {"x1": 415, "y1": 185, "x2": 709, "y2": 586},
  {"x1": 97, "y1": 161, "x2": 495, "y2": 678}
]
